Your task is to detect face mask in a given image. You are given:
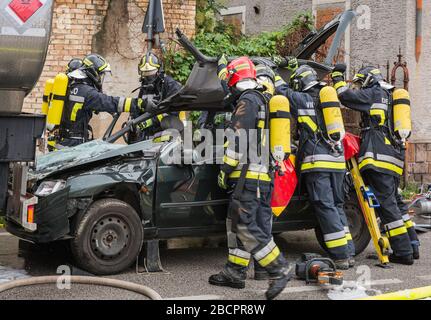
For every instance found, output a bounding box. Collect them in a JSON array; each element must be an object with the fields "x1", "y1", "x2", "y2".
[
  {"x1": 235, "y1": 79, "x2": 258, "y2": 92},
  {"x1": 142, "y1": 74, "x2": 158, "y2": 85}
]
